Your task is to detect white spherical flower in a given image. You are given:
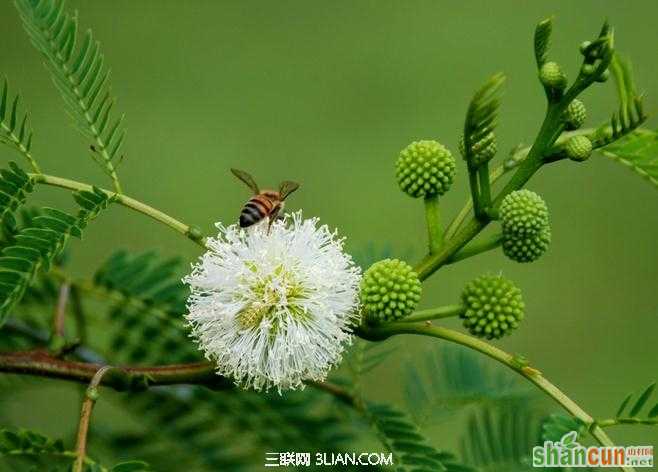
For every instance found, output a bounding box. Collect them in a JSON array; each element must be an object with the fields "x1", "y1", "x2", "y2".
[{"x1": 184, "y1": 211, "x2": 361, "y2": 392}]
